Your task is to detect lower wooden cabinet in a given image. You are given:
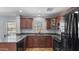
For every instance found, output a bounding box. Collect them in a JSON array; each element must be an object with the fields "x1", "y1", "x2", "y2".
[
  {"x1": 26, "y1": 36, "x2": 53, "y2": 48},
  {"x1": 0, "y1": 38, "x2": 26, "y2": 51},
  {"x1": 0, "y1": 36, "x2": 53, "y2": 51},
  {"x1": 0, "y1": 43, "x2": 16, "y2": 51},
  {"x1": 26, "y1": 36, "x2": 33, "y2": 48}
]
